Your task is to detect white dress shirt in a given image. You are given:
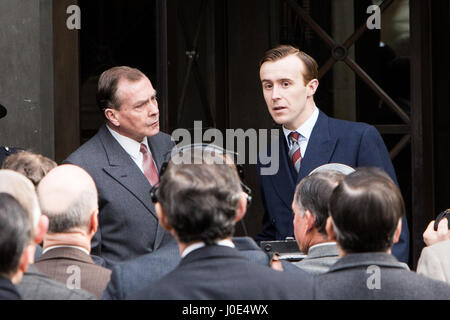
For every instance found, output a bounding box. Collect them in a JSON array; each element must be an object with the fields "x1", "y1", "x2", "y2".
[
  {"x1": 181, "y1": 239, "x2": 235, "y2": 258},
  {"x1": 282, "y1": 107, "x2": 319, "y2": 159},
  {"x1": 106, "y1": 124, "x2": 153, "y2": 174},
  {"x1": 42, "y1": 245, "x2": 90, "y2": 256}
]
